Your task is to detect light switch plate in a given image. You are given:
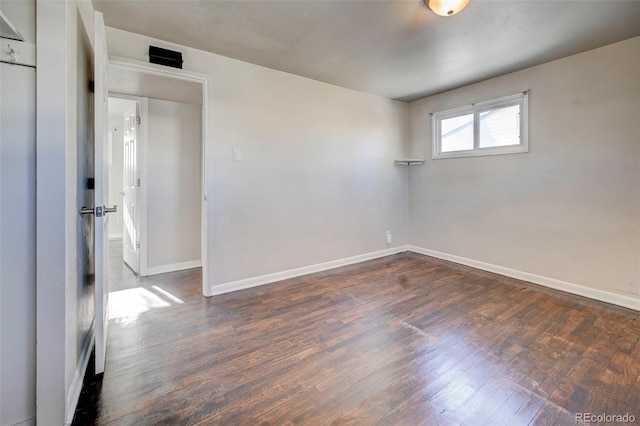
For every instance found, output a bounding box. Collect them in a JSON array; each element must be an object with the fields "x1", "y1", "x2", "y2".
[{"x1": 233, "y1": 148, "x2": 241, "y2": 162}]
